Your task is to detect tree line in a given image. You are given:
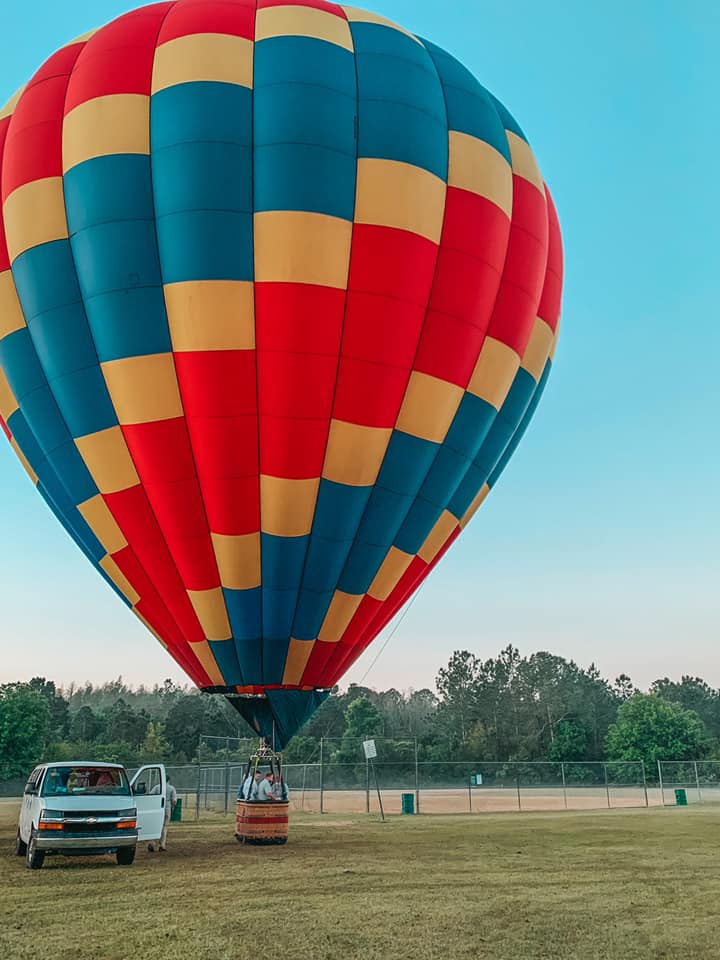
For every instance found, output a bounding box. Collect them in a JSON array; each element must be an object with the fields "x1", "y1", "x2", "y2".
[{"x1": 1, "y1": 646, "x2": 718, "y2": 781}]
